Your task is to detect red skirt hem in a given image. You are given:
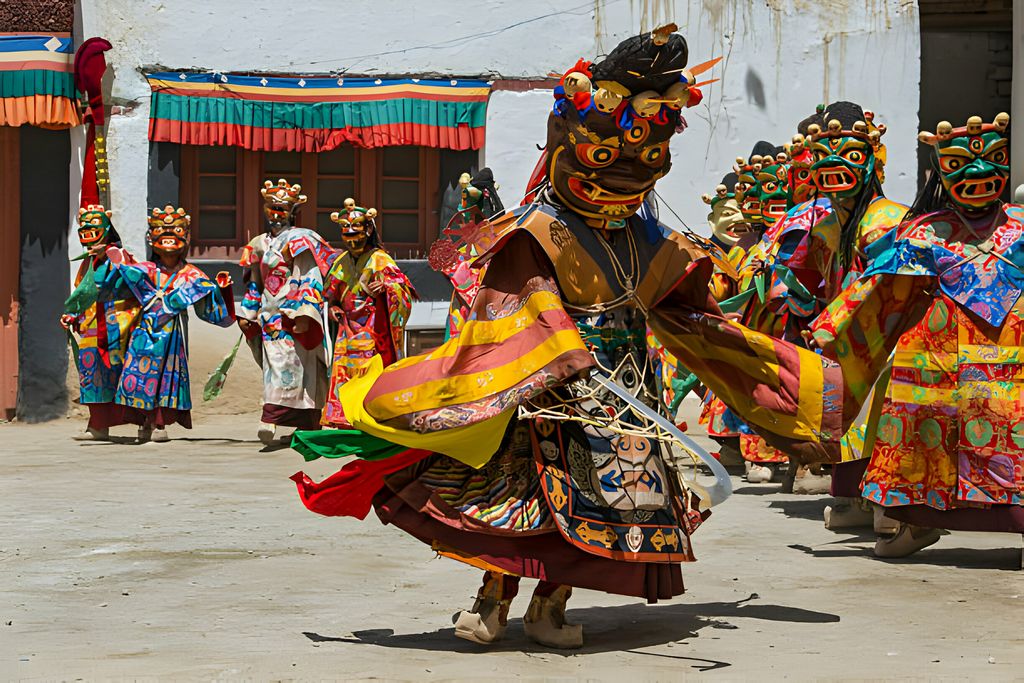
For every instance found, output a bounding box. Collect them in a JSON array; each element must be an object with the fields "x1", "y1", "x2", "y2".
[{"x1": 373, "y1": 488, "x2": 685, "y2": 603}]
